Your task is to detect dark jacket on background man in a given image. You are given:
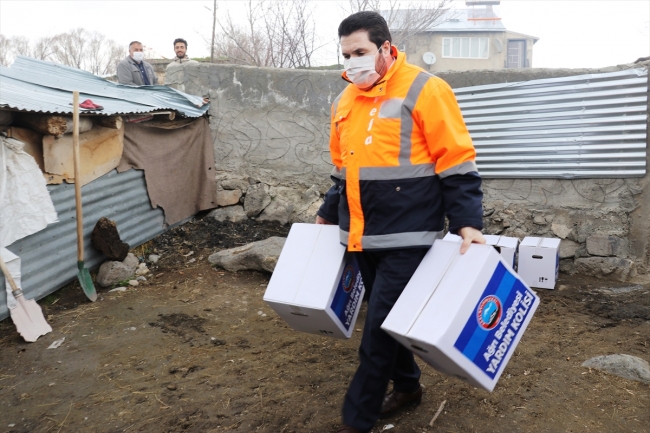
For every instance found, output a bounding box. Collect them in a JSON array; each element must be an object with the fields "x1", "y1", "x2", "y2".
[{"x1": 116, "y1": 56, "x2": 158, "y2": 86}]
